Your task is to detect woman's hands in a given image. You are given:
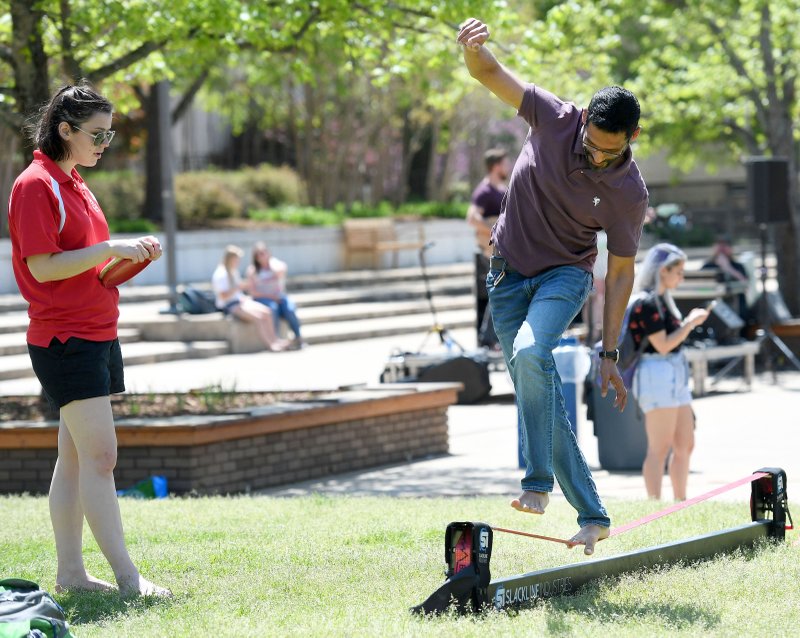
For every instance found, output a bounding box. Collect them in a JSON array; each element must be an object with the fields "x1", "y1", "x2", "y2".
[
  {"x1": 683, "y1": 307, "x2": 711, "y2": 331},
  {"x1": 109, "y1": 235, "x2": 162, "y2": 263}
]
